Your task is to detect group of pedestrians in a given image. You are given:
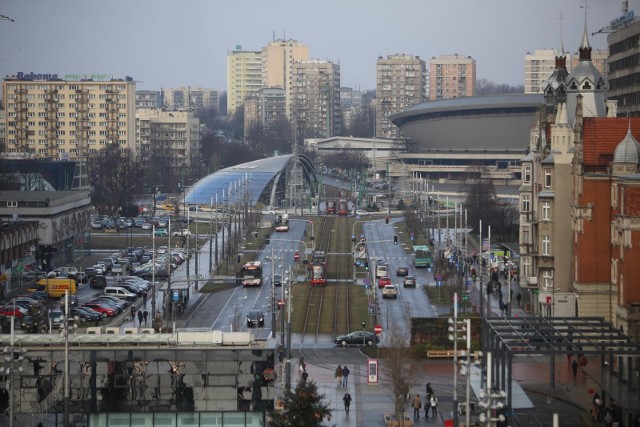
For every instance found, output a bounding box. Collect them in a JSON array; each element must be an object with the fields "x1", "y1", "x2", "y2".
[
  {"x1": 130, "y1": 305, "x2": 149, "y2": 327},
  {"x1": 334, "y1": 365, "x2": 350, "y2": 386},
  {"x1": 411, "y1": 382, "x2": 438, "y2": 420}
]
